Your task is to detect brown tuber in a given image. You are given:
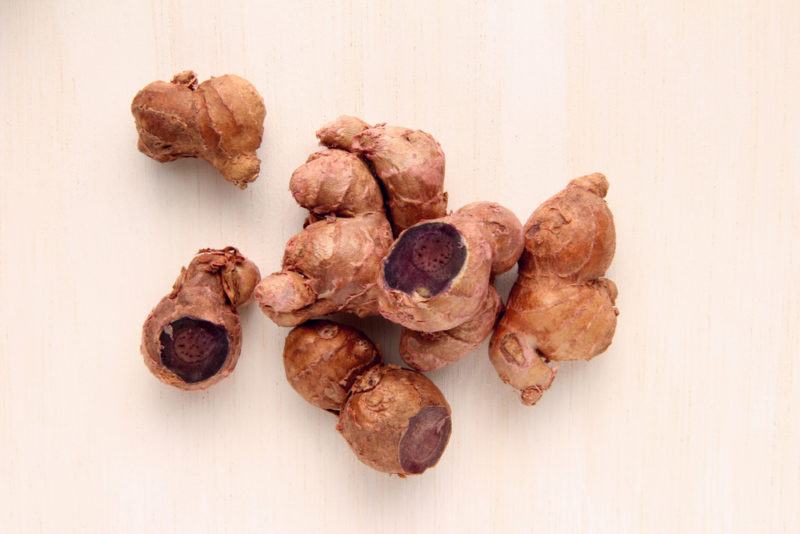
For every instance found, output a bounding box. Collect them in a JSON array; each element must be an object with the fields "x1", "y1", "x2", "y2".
[
  {"x1": 131, "y1": 70, "x2": 266, "y2": 188},
  {"x1": 255, "y1": 149, "x2": 393, "y2": 326},
  {"x1": 283, "y1": 320, "x2": 382, "y2": 412},
  {"x1": 399, "y1": 286, "x2": 502, "y2": 372},
  {"x1": 283, "y1": 320, "x2": 452, "y2": 476},
  {"x1": 338, "y1": 365, "x2": 452, "y2": 476},
  {"x1": 141, "y1": 247, "x2": 260, "y2": 390},
  {"x1": 317, "y1": 116, "x2": 447, "y2": 233},
  {"x1": 489, "y1": 173, "x2": 618, "y2": 405},
  {"x1": 256, "y1": 118, "x2": 448, "y2": 326},
  {"x1": 378, "y1": 202, "x2": 524, "y2": 371}
]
